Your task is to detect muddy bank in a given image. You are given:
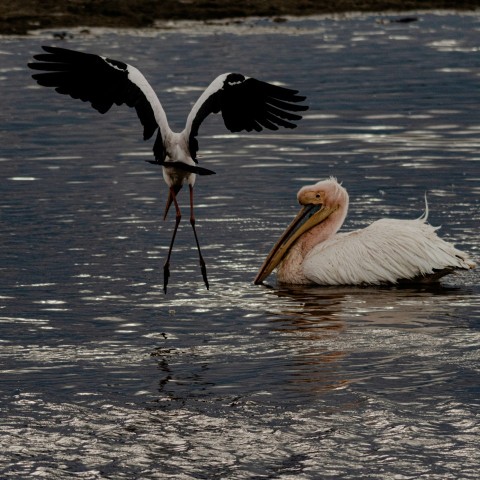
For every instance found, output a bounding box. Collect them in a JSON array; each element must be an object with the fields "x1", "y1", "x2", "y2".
[{"x1": 1, "y1": 0, "x2": 480, "y2": 35}]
